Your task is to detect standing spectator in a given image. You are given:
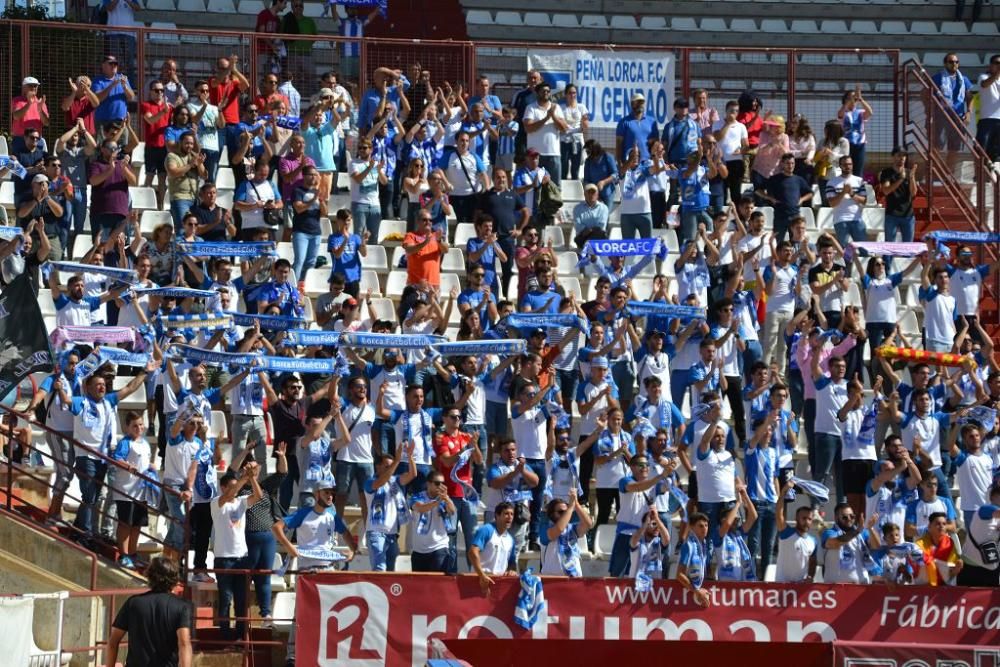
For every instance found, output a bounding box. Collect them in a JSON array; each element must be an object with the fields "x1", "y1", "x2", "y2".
[
  {"x1": 858, "y1": 255, "x2": 920, "y2": 377},
  {"x1": 434, "y1": 406, "x2": 483, "y2": 572},
  {"x1": 816, "y1": 121, "x2": 850, "y2": 206},
  {"x1": 691, "y1": 89, "x2": 720, "y2": 132},
  {"x1": 808, "y1": 239, "x2": 849, "y2": 328},
  {"x1": 513, "y1": 149, "x2": 551, "y2": 226},
  {"x1": 919, "y1": 262, "x2": 958, "y2": 353},
  {"x1": 616, "y1": 92, "x2": 658, "y2": 165},
  {"x1": 821, "y1": 502, "x2": 881, "y2": 584},
  {"x1": 279, "y1": 133, "x2": 315, "y2": 215},
  {"x1": 933, "y1": 54, "x2": 974, "y2": 157},
  {"x1": 254, "y1": 74, "x2": 290, "y2": 118},
  {"x1": 676, "y1": 512, "x2": 712, "y2": 608},
  {"x1": 475, "y1": 167, "x2": 528, "y2": 296},
  {"x1": 62, "y1": 76, "x2": 99, "y2": 136},
  {"x1": 975, "y1": 55, "x2": 1000, "y2": 161},
  {"x1": 610, "y1": 453, "x2": 676, "y2": 577},
  {"x1": 189, "y1": 183, "x2": 234, "y2": 243},
  {"x1": 825, "y1": 156, "x2": 868, "y2": 248},
  {"x1": 676, "y1": 148, "x2": 716, "y2": 245},
  {"x1": 661, "y1": 98, "x2": 700, "y2": 204},
  {"x1": 290, "y1": 165, "x2": 327, "y2": 284},
  {"x1": 187, "y1": 81, "x2": 224, "y2": 183},
  {"x1": 560, "y1": 84, "x2": 589, "y2": 181},
  {"x1": 11, "y1": 128, "x2": 47, "y2": 206},
  {"x1": 212, "y1": 462, "x2": 262, "y2": 640},
  {"x1": 469, "y1": 502, "x2": 518, "y2": 595},
  {"x1": 617, "y1": 143, "x2": 663, "y2": 240},
  {"x1": 105, "y1": 557, "x2": 192, "y2": 667},
  {"x1": 466, "y1": 216, "x2": 507, "y2": 296},
  {"x1": 470, "y1": 75, "x2": 503, "y2": 165},
  {"x1": 755, "y1": 153, "x2": 813, "y2": 242},
  {"x1": 327, "y1": 208, "x2": 368, "y2": 297},
  {"x1": 511, "y1": 70, "x2": 541, "y2": 163},
  {"x1": 523, "y1": 82, "x2": 567, "y2": 188},
  {"x1": 445, "y1": 131, "x2": 490, "y2": 224},
  {"x1": 89, "y1": 137, "x2": 137, "y2": 241},
  {"x1": 358, "y1": 68, "x2": 405, "y2": 133},
  {"x1": 280, "y1": 0, "x2": 317, "y2": 90},
  {"x1": 958, "y1": 484, "x2": 1000, "y2": 587},
  {"x1": 350, "y1": 138, "x2": 388, "y2": 241},
  {"x1": 838, "y1": 84, "x2": 874, "y2": 177},
  {"x1": 211, "y1": 55, "x2": 251, "y2": 130},
  {"x1": 255, "y1": 0, "x2": 288, "y2": 68},
  {"x1": 166, "y1": 132, "x2": 207, "y2": 229},
  {"x1": 879, "y1": 147, "x2": 918, "y2": 246},
  {"x1": 91, "y1": 56, "x2": 135, "y2": 126},
  {"x1": 750, "y1": 116, "x2": 789, "y2": 200},
  {"x1": 141, "y1": 81, "x2": 171, "y2": 210},
  {"x1": 11, "y1": 76, "x2": 49, "y2": 152},
  {"x1": 235, "y1": 160, "x2": 282, "y2": 241},
  {"x1": 365, "y1": 442, "x2": 417, "y2": 572},
  {"x1": 402, "y1": 213, "x2": 448, "y2": 289},
  {"x1": 762, "y1": 241, "x2": 798, "y2": 374},
  {"x1": 774, "y1": 480, "x2": 818, "y2": 582},
  {"x1": 583, "y1": 140, "x2": 619, "y2": 210},
  {"x1": 736, "y1": 92, "x2": 764, "y2": 176},
  {"x1": 337, "y1": 6, "x2": 380, "y2": 80},
  {"x1": 787, "y1": 114, "x2": 816, "y2": 184},
  {"x1": 948, "y1": 245, "x2": 995, "y2": 342},
  {"x1": 810, "y1": 350, "x2": 849, "y2": 503},
  {"x1": 102, "y1": 0, "x2": 140, "y2": 81},
  {"x1": 904, "y1": 476, "x2": 958, "y2": 539},
  {"x1": 302, "y1": 96, "x2": 341, "y2": 203},
  {"x1": 278, "y1": 69, "x2": 301, "y2": 120},
  {"x1": 157, "y1": 59, "x2": 187, "y2": 107},
  {"x1": 714, "y1": 100, "x2": 749, "y2": 205},
  {"x1": 915, "y1": 512, "x2": 963, "y2": 585}
]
